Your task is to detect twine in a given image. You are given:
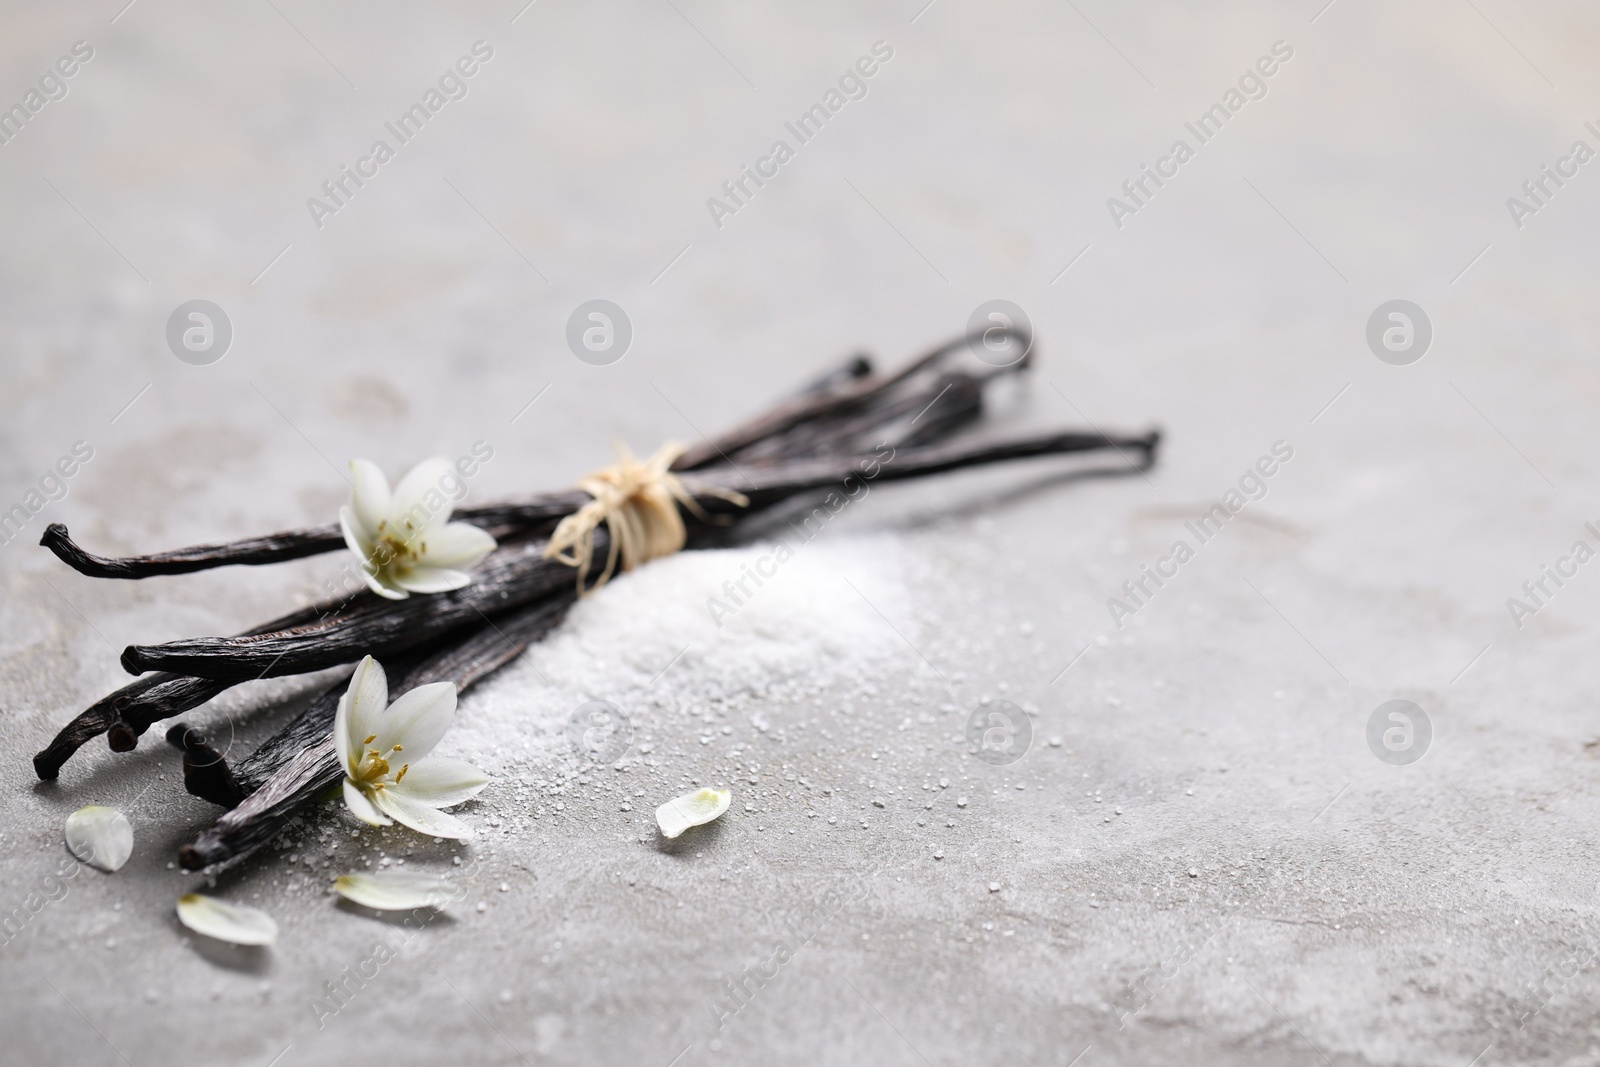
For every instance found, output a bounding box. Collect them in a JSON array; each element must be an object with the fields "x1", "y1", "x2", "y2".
[{"x1": 544, "y1": 442, "x2": 748, "y2": 594}]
